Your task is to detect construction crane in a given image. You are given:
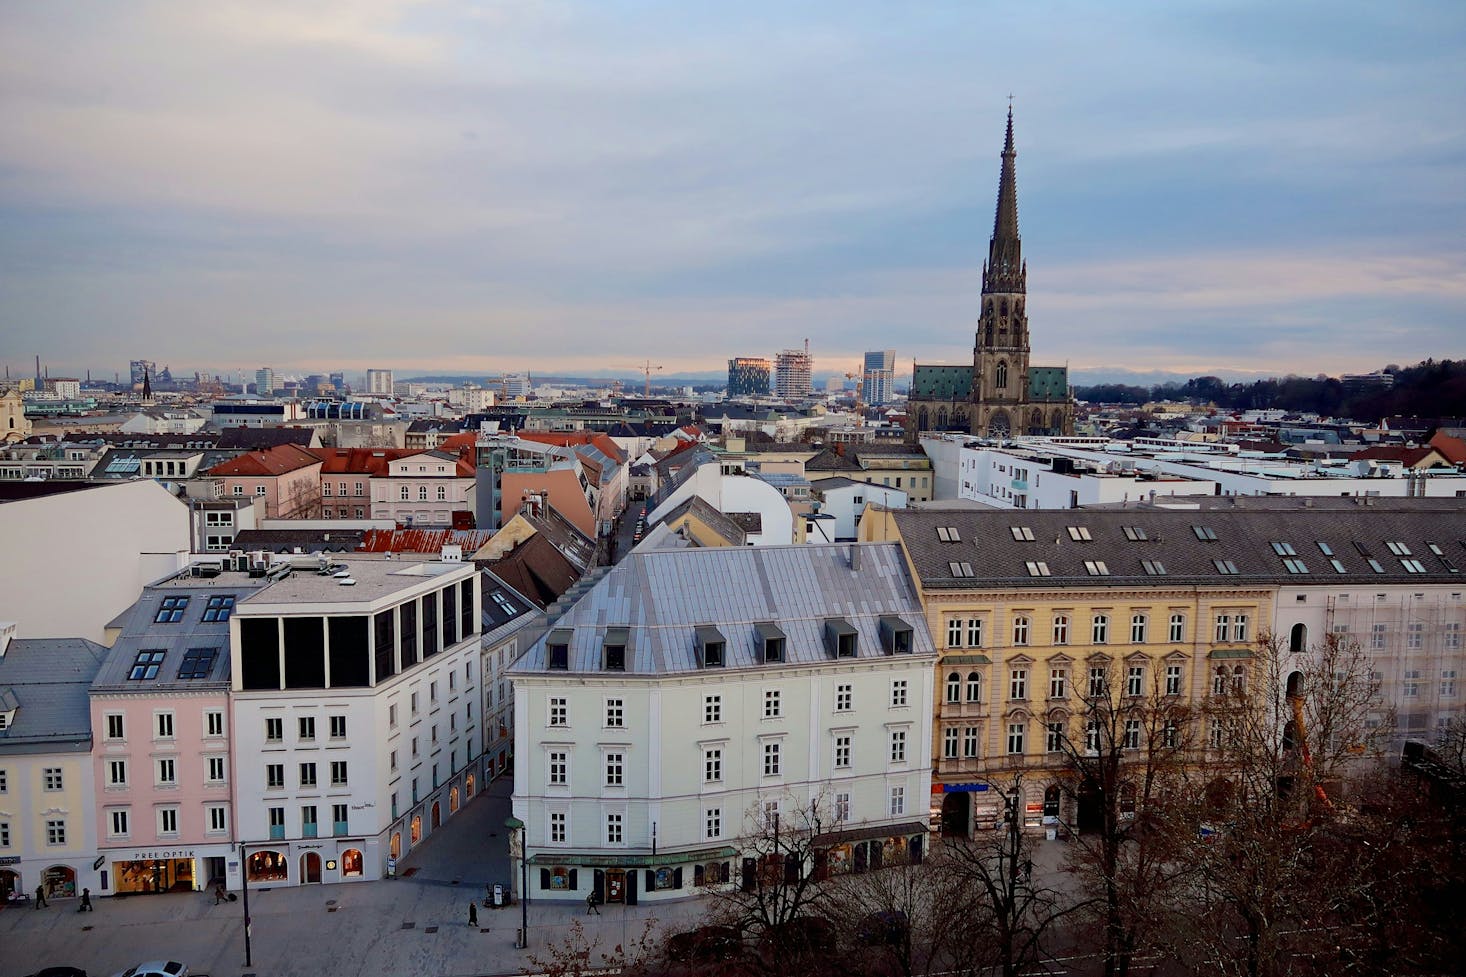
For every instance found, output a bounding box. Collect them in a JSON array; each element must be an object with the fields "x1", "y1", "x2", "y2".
[
  {"x1": 844, "y1": 367, "x2": 865, "y2": 426},
  {"x1": 619, "y1": 361, "x2": 662, "y2": 397}
]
